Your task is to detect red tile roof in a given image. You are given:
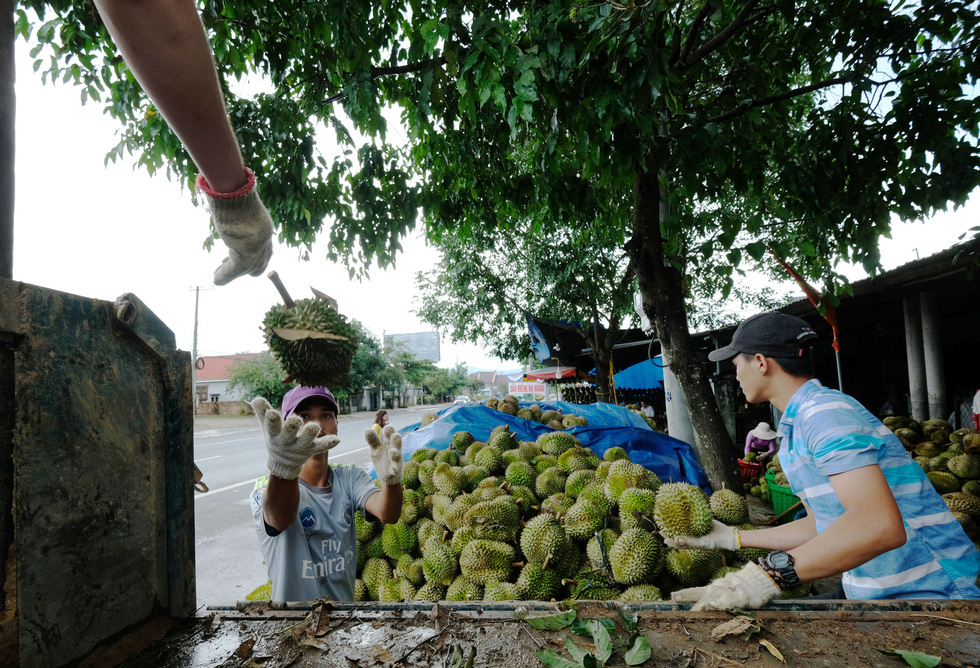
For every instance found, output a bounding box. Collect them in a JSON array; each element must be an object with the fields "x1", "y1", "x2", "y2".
[{"x1": 195, "y1": 353, "x2": 261, "y2": 382}]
